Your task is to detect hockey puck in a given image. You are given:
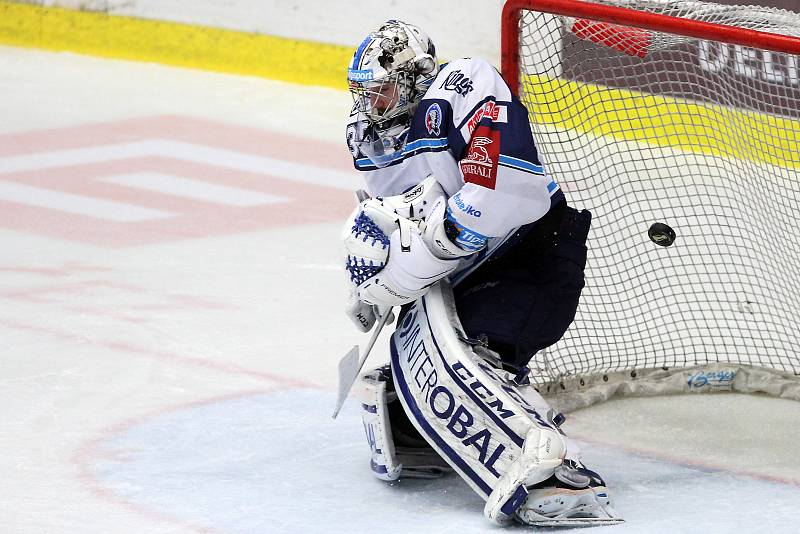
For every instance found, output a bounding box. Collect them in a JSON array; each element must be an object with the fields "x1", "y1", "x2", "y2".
[{"x1": 648, "y1": 222, "x2": 676, "y2": 247}]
